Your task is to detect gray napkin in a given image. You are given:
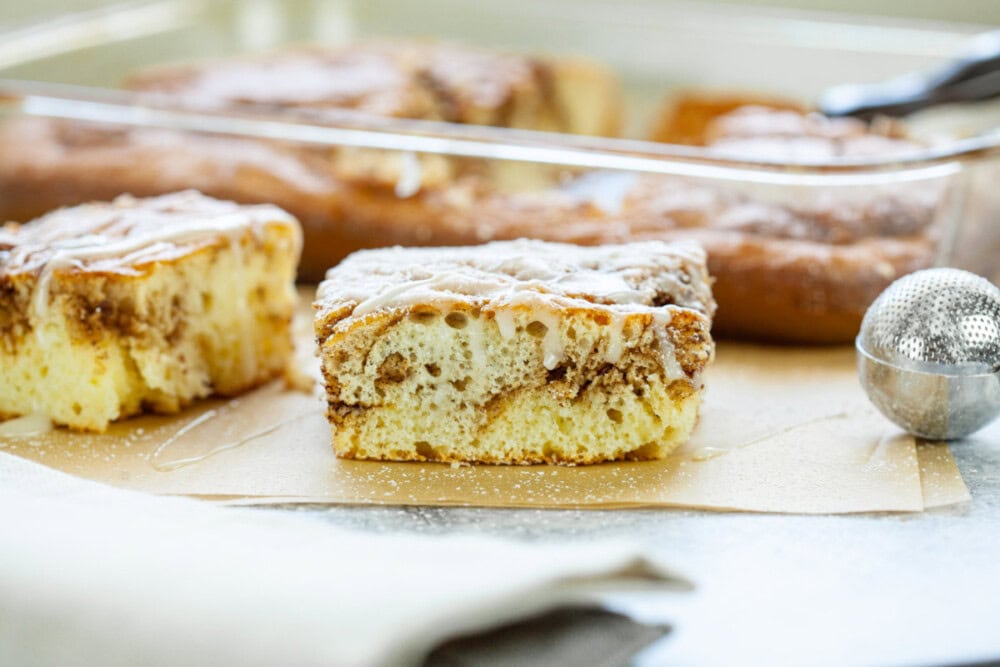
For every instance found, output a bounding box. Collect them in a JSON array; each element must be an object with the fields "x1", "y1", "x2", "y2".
[{"x1": 425, "y1": 607, "x2": 671, "y2": 667}]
